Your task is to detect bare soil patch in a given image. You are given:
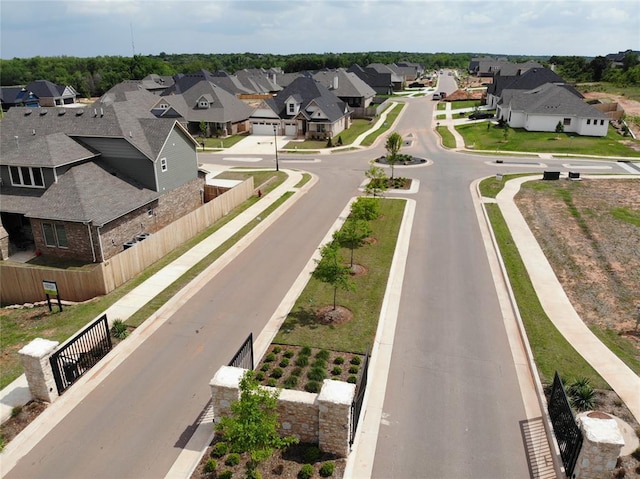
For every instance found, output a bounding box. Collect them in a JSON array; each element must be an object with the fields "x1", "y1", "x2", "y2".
[
  {"x1": 316, "y1": 305, "x2": 354, "y2": 326},
  {"x1": 0, "y1": 400, "x2": 48, "y2": 447}
]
